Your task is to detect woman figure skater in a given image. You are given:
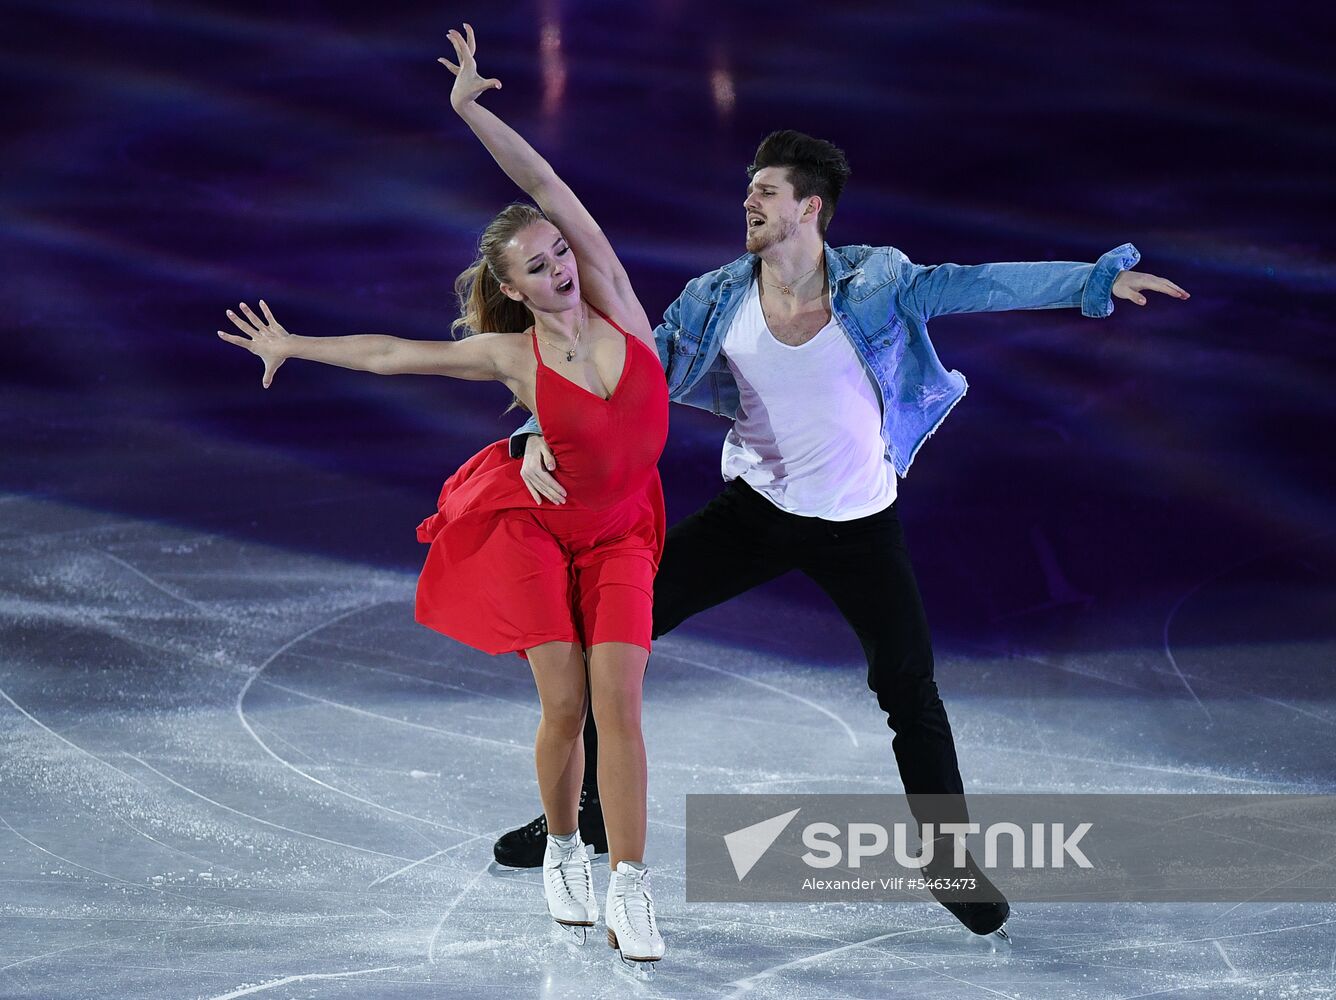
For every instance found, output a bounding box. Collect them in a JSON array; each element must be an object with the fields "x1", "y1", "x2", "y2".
[{"x1": 216, "y1": 24, "x2": 667, "y2": 974}]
